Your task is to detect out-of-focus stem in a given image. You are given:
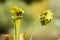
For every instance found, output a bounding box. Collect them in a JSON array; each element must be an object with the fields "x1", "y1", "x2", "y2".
[
  {"x1": 1, "y1": 34, "x2": 12, "y2": 40},
  {"x1": 30, "y1": 17, "x2": 40, "y2": 40},
  {"x1": 30, "y1": 26, "x2": 34, "y2": 40}
]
